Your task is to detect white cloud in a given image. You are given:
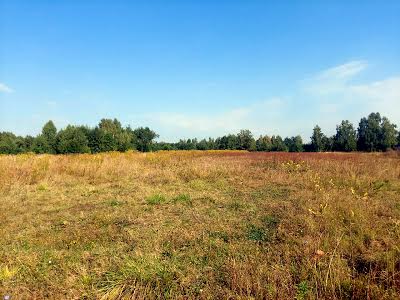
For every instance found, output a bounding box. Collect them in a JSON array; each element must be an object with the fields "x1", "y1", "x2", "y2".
[
  {"x1": 318, "y1": 60, "x2": 368, "y2": 80},
  {"x1": 0, "y1": 82, "x2": 13, "y2": 93},
  {"x1": 348, "y1": 77, "x2": 400, "y2": 121},
  {"x1": 302, "y1": 60, "x2": 368, "y2": 95},
  {"x1": 301, "y1": 60, "x2": 400, "y2": 132}
]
